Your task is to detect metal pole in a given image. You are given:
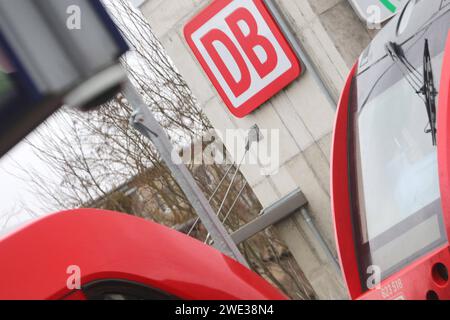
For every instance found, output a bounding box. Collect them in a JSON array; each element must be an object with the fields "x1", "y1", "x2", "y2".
[
  {"x1": 230, "y1": 189, "x2": 308, "y2": 245},
  {"x1": 300, "y1": 208, "x2": 341, "y2": 273},
  {"x1": 263, "y1": 0, "x2": 338, "y2": 107},
  {"x1": 123, "y1": 80, "x2": 248, "y2": 267},
  {"x1": 264, "y1": 0, "x2": 342, "y2": 277}
]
